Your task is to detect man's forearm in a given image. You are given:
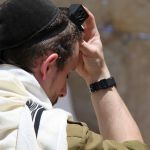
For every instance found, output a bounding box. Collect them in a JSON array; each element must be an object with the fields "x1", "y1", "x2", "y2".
[{"x1": 90, "y1": 86, "x2": 143, "y2": 143}]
